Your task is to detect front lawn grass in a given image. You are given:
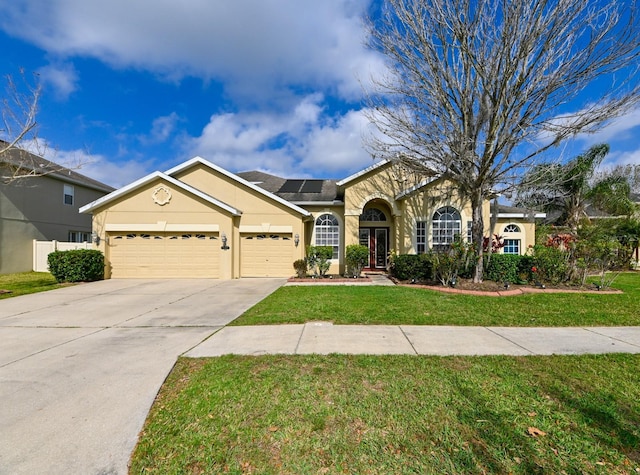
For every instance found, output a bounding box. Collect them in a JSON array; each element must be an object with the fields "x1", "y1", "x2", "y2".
[
  {"x1": 131, "y1": 354, "x2": 640, "y2": 474},
  {"x1": 0, "y1": 272, "x2": 65, "y2": 299},
  {"x1": 233, "y1": 272, "x2": 640, "y2": 327}
]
